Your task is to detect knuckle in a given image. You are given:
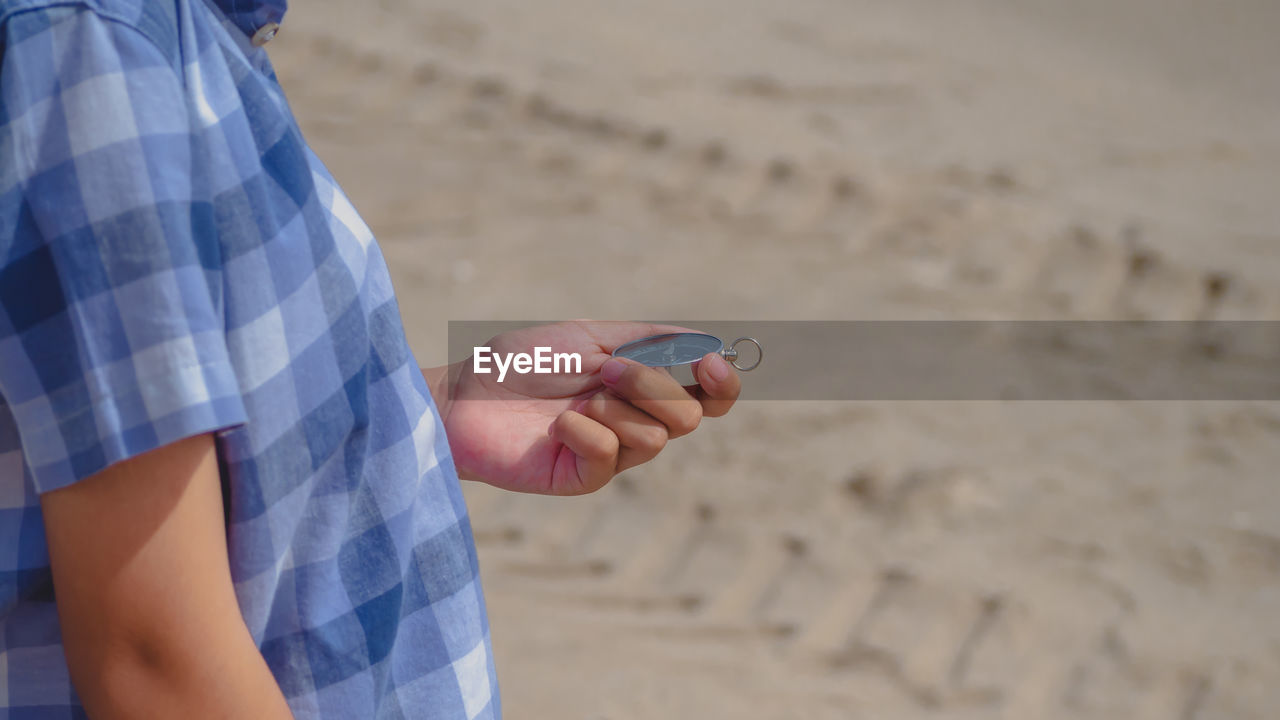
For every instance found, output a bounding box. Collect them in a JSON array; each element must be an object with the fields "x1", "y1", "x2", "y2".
[
  {"x1": 637, "y1": 424, "x2": 668, "y2": 454},
  {"x1": 589, "y1": 431, "x2": 620, "y2": 461},
  {"x1": 672, "y1": 403, "x2": 702, "y2": 435}
]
